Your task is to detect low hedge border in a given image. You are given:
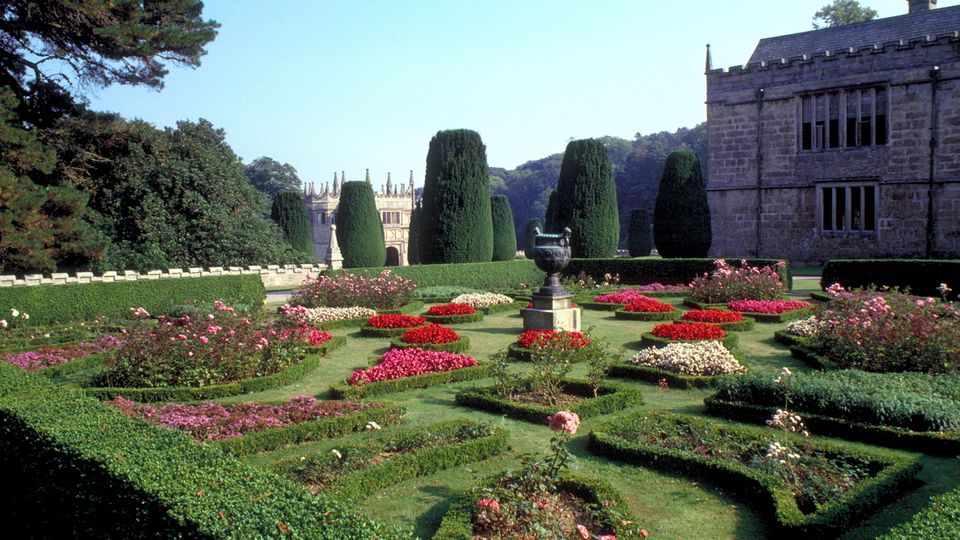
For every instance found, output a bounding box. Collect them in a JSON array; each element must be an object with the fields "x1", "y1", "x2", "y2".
[
  {"x1": 608, "y1": 356, "x2": 745, "y2": 390},
  {"x1": 702, "y1": 396, "x2": 960, "y2": 457},
  {"x1": 358, "y1": 325, "x2": 427, "y2": 338},
  {"x1": 478, "y1": 301, "x2": 525, "y2": 315},
  {"x1": 504, "y1": 343, "x2": 594, "y2": 363},
  {"x1": 303, "y1": 335, "x2": 347, "y2": 356},
  {"x1": 878, "y1": 486, "x2": 960, "y2": 539},
  {"x1": 377, "y1": 301, "x2": 426, "y2": 315},
  {"x1": 276, "y1": 420, "x2": 509, "y2": 503},
  {"x1": 681, "y1": 317, "x2": 756, "y2": 332},
  {"x1": 735, "y1": 308, "x2": 812, "y2": 324},
  {"x1": 614, "y1": 309, "x2": 679, "y2": 321},
  {"x1": 682, "y1": 299, "x2": 728, "y2": 310},
  {"x1": 85, "y1": 344, "x2": 339, "y2": 403},
  {"x1": 588, "y1": 412, "x2": 921, "y2": 538},
  {"x1": 809, "y1": 291, "x2": 834, "y2": 303},
  {"x1": 638, "y1": 332, "x2": 739, "y2": 351},
  {"x1": 772, "y1": 332, "x2": 837, "y2": 370},
  {"x1": 433, "y1": 471, "x2": 638, "y2": 540},
  {"x1": 326, "y1": 260, "x2": 545, "y2": 291},
  {"x1": 578, "y1": 301, "x2": 624, "y2": 311},
  {"x1": 389, "y1": 335, "x2": 471, "y2": 354},
  {"x1": 37, "y1": 352, "x2": 108, "y2": 379},
  {"x1": 329, "y1": 363, "x2": 492, "y2": 399},
  {"x1": 454, "y1": 379, "x2": 644, "y2": 425},
  {"x1": 214, "y1": 402, "x2": 405, "y2": 456},
  {"x1": 317, "y1": 317, "x2": 369, "y2": 330},
  {"x1": 423, "y1": 311, "x2": 485, "y2": 325},
  {"x1": 0, "y1": 363, "x2": 405, "y2": 539},
  {"x1": 563, "y1": 258, "x2": 791, "y2": 289},
  {"x1": 820, "y1": 259, "x2": 960, "y2": 301}
]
